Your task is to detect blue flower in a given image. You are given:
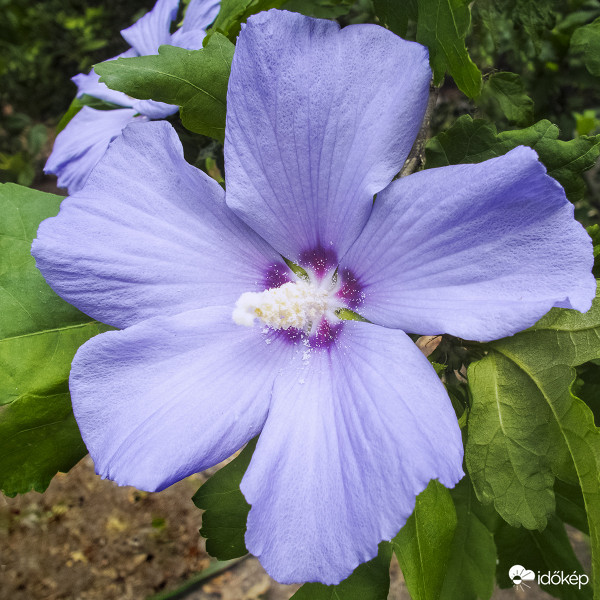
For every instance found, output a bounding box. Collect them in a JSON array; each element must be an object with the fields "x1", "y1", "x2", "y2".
[
  {"x1": 44, "y1": 0, "x2": 220, "y2": 194},
  {"x1": 33, "y1": 9, "x2": 595, "y2": 585}
]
